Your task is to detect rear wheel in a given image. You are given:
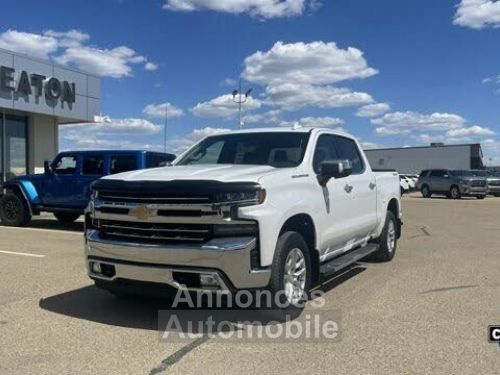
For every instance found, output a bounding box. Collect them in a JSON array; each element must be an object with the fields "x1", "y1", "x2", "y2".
[
  {"x1": 477, "y1": 195, "x2": 486, "y2": 200},
  {"x1": 421, "y1": 185, "x2": 432, "y2": 198},
  {"x1": 369, "y1": 211, "x2": 398, "y2": 262},
  {"x1": 0, "y1": 193, "x2": 31, "y2": 227},
  {"x1": 449, "y1": 185, "x2": 461, "y2": 199},
  {"x1": 54, "y1": 212, "x2": 80, "y2": 224}
]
